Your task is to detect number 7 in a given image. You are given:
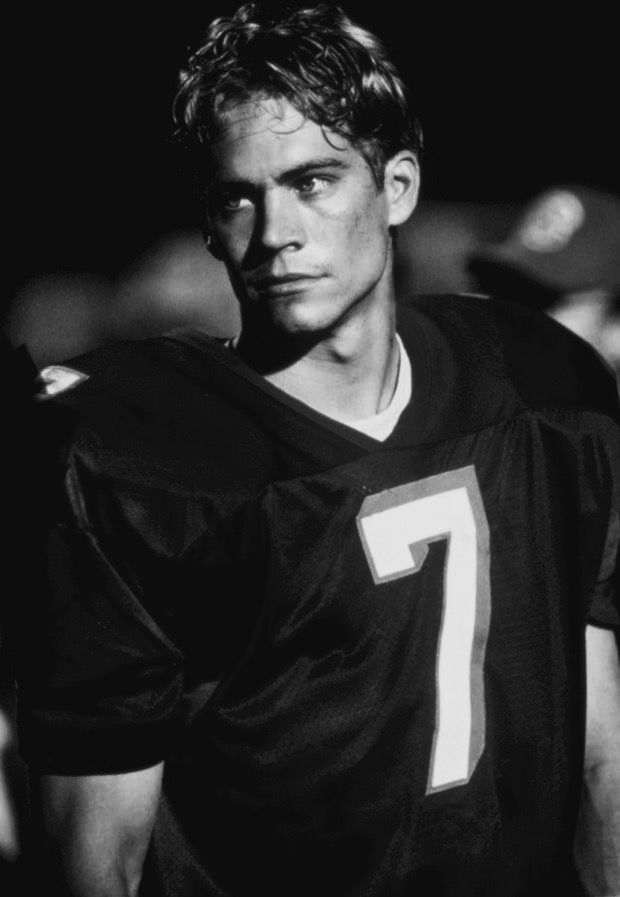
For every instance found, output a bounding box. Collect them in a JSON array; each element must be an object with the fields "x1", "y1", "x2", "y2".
[{"x1": 356, "y1": 465, "x2": 491, "y2": 794}]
